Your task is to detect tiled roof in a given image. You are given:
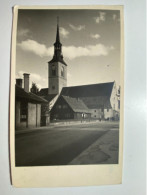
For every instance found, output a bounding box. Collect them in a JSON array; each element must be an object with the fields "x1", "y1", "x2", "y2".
[
  {"x1": 62, "y1": 95, "x2": 90, "y2": 113},
  {"x1": 61, "y1": 82, "x2": 114, "y2": 97},
  {"x1": 60, "y1": 82, "x2": 114, "y2": 109},
  {"x1": 38, "y1": 88, "x2": 48, "y2": 96},
  {"x1": 43, "y1": 94, "x2": 58, "y2": 102},
  {"x1": 15, "y1": 85, "x2": 47, "y2": 103}
]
